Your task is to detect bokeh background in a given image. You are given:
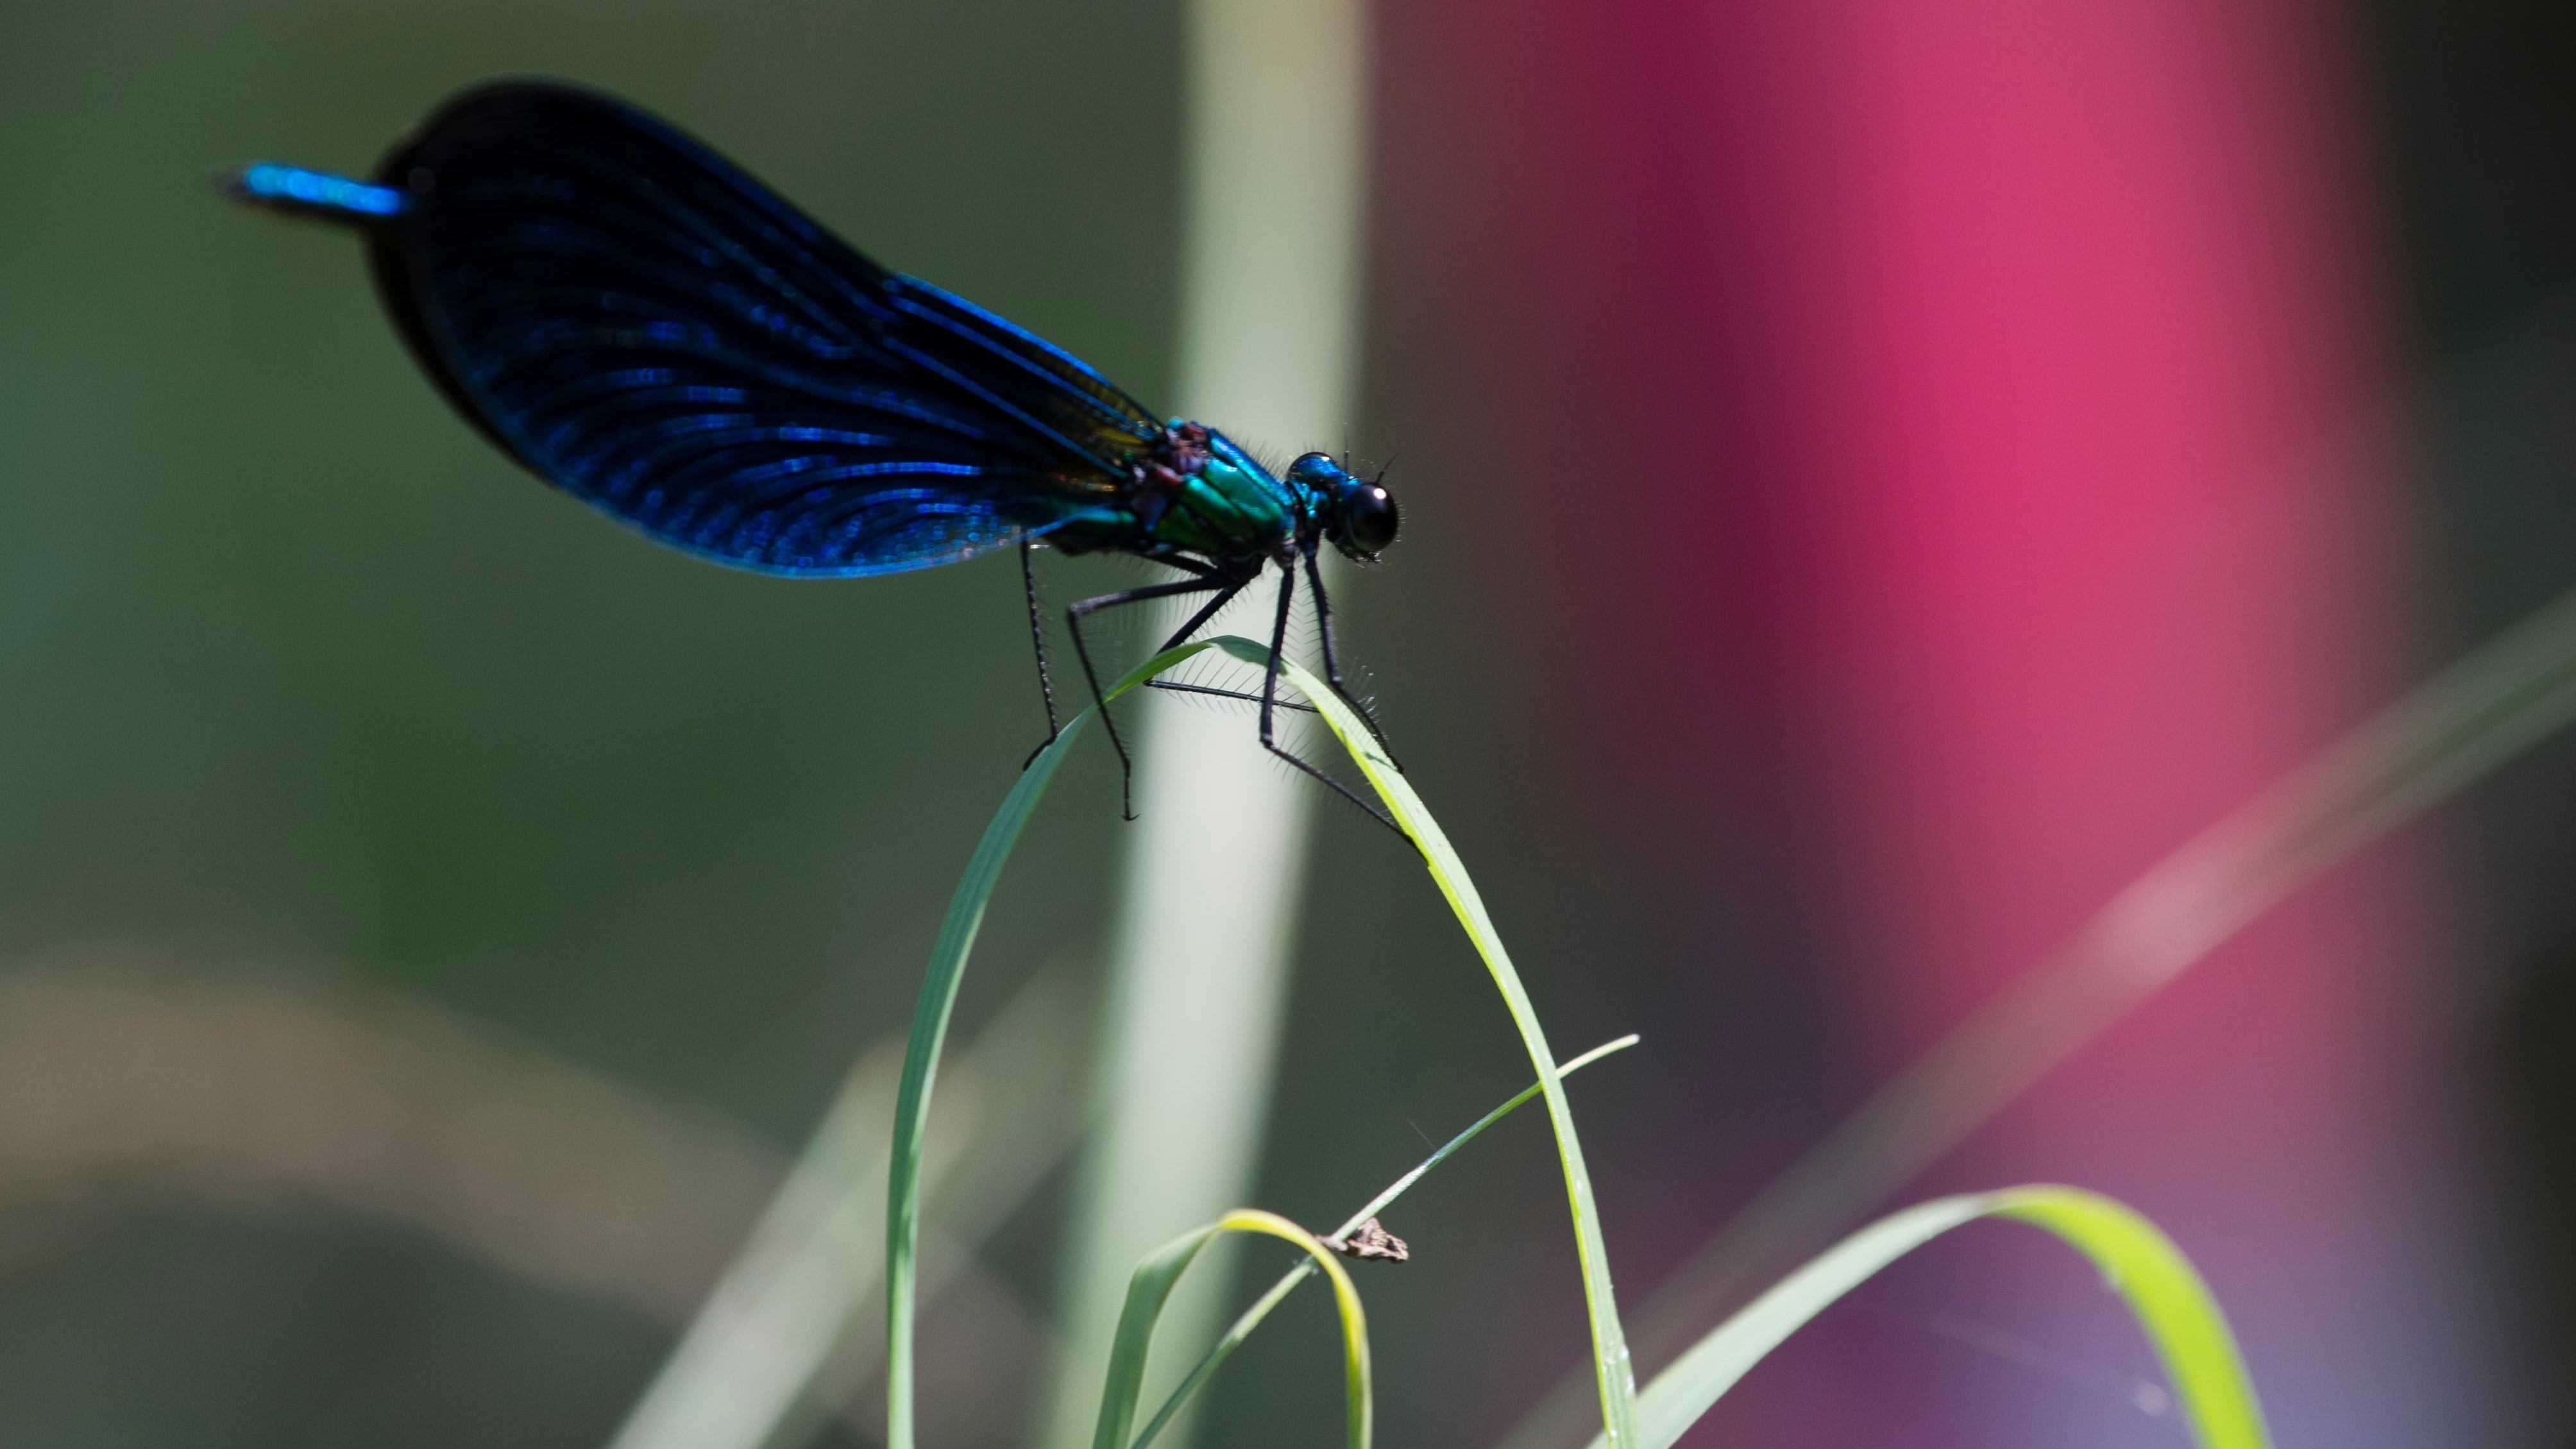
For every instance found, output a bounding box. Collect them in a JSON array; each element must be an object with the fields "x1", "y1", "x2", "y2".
[{"x1": 0, "y1": 1, "x2": 2572, "y2": 1448}]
